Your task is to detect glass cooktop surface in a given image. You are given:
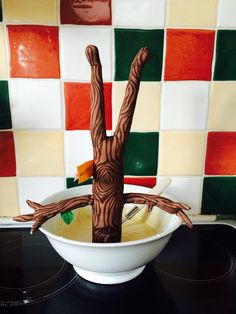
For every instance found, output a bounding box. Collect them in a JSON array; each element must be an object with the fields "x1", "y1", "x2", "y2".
[{"x1": 0, "y1": 224, "x2": 235, "y2": 314}]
